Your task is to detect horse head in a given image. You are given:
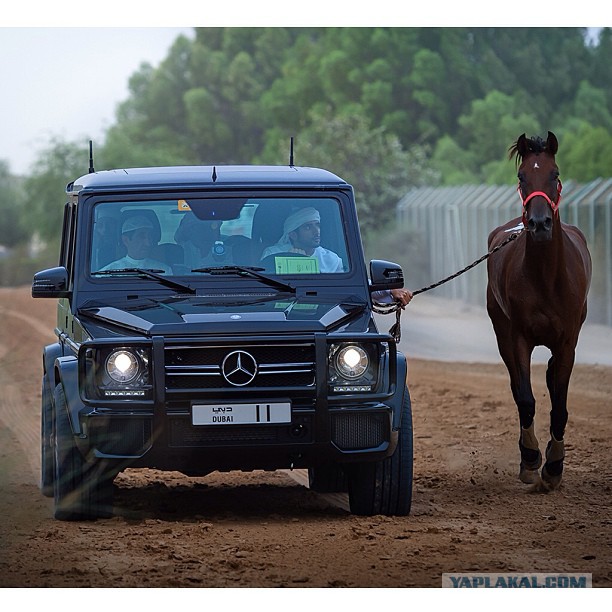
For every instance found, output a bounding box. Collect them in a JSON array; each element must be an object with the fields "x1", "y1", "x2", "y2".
[{"x1": 509, "y1": 131, "x2": 562, "y2": 242}]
